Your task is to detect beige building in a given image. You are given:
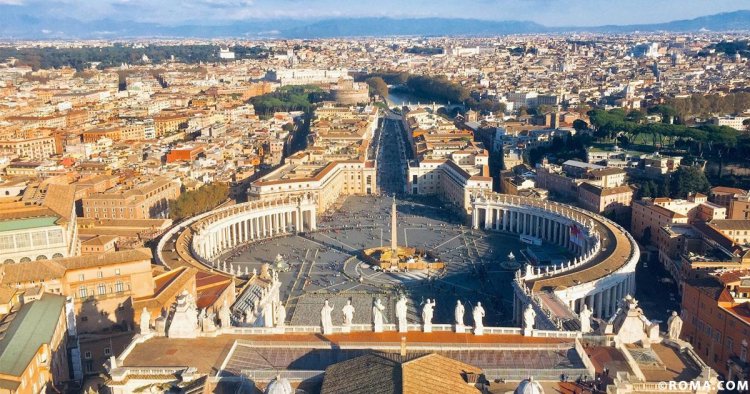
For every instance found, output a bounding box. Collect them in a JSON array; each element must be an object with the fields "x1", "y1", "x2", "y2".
[
  {"x1": 0, "y1": 248, "x2": 155, "y2": 334},
  {"x1": 0, "y1": 184, "x2": 80, "y2": 264},
  {"x1": 408, "y1": 159, "x2": 493, "y2": 216},
  {"x1": 249, "y1": 158, "x2": 376, "y2": 213},
  {"x1": 249, "y1": 105, "x2": 378, "y2": 212},
  {"x1": 706, "y1": 219, "x2": 750, "y2": 246},
  {"x1": 0, "y1": 136, "x2": 57, "y2": 160},
  {"x1": 709, "y1": 186, "x2": 747, "y2": 211},
  {"x1": 82, "y1": 177, "x2": 180, "y2": 220},
  {"x1": 577, "y1": 183, "x2": 633, "y2": 216},
  {"x1": 631, "y1": 195, "x2": 726, "y2": 242},
  {"x1": 0, "y1": 293, "x2": 70, "y2": 394},
  {"x1": 728, "y1": 192, "x2": 750, "y2": 220}
]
